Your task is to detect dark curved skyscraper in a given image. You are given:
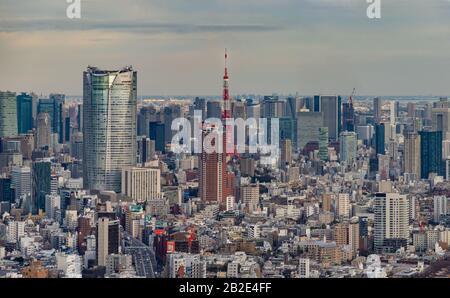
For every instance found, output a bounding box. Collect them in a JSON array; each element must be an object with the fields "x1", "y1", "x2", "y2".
[{"x1": 83, "y1": 66, "x2": 137, "y2": 192}]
